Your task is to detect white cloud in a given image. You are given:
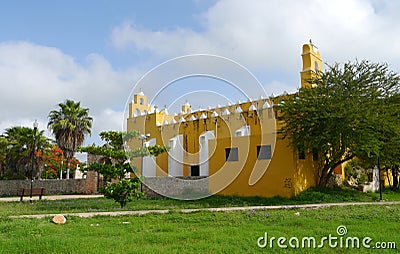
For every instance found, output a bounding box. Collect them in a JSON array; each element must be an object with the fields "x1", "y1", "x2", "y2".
[
  {"x1": 111, "y1": 0, "x2": 400, "y2": 82},
  {"x1": 263, "y1": 80, "x2": 298, "y2": 97},
  {"x1": 0, "y1": 41, "x2": 140, "y2": 145},
  {"x1": 88, "y1": 108, "x2": 125, "y2": 145},
  {"x1": 4, "y1": 0, "x2": 400, "y2": 147},
  {"x1": 112, "y1": 22, "x2": 215, "y2": 58}
]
